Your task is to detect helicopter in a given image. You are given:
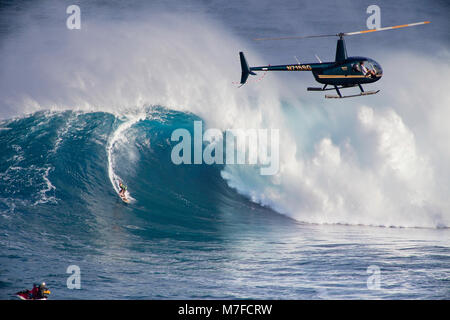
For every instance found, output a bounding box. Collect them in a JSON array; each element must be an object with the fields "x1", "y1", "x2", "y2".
[{"x1": 239, "y1": 21, "x2": 430, "y2": 98}]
